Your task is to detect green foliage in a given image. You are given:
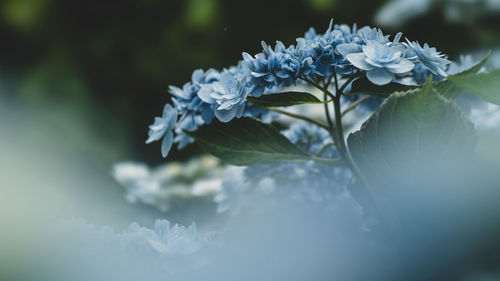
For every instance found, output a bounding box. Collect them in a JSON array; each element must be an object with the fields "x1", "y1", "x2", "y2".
[
  {"x1": 186, "y1": 118, "x2": 313, "y2": 165},
  {"x1": 456, "y1": 51, "x2": 491, "y2": 76},
  {"x1": 447, "y1": 68, "x2": 500, "y2": 105},
  {"x1": 436, "y1": 51, "x2": 491, "y2": 100},
  {"x1": 347, "y1": 79, "x2": 476, "y2": 189},
  {"x1": 247, "y1": 91, "x2": 324, "y2": 107}
]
